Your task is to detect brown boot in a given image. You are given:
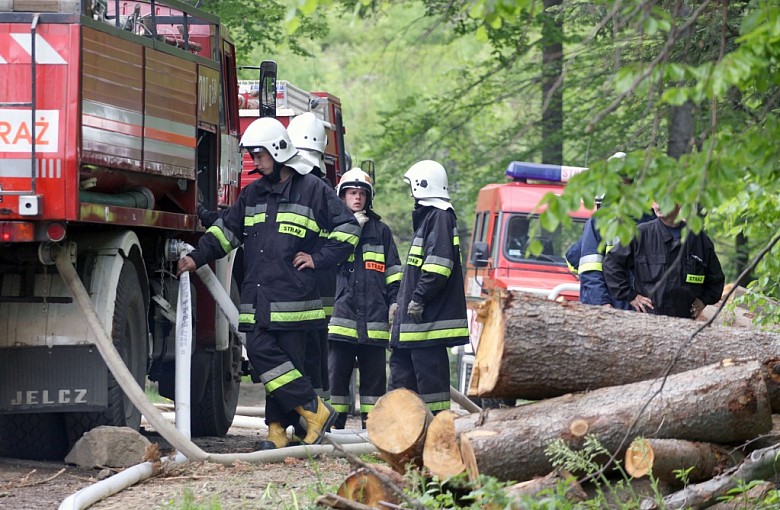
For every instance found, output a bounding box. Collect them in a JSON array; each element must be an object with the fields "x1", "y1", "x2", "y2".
[
  {"x1": 257, "y1": 422, "x2": 288, "y2": 450},
  {"x1": 294, "y1": 397, "x2": 337, "y2": 445}
]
